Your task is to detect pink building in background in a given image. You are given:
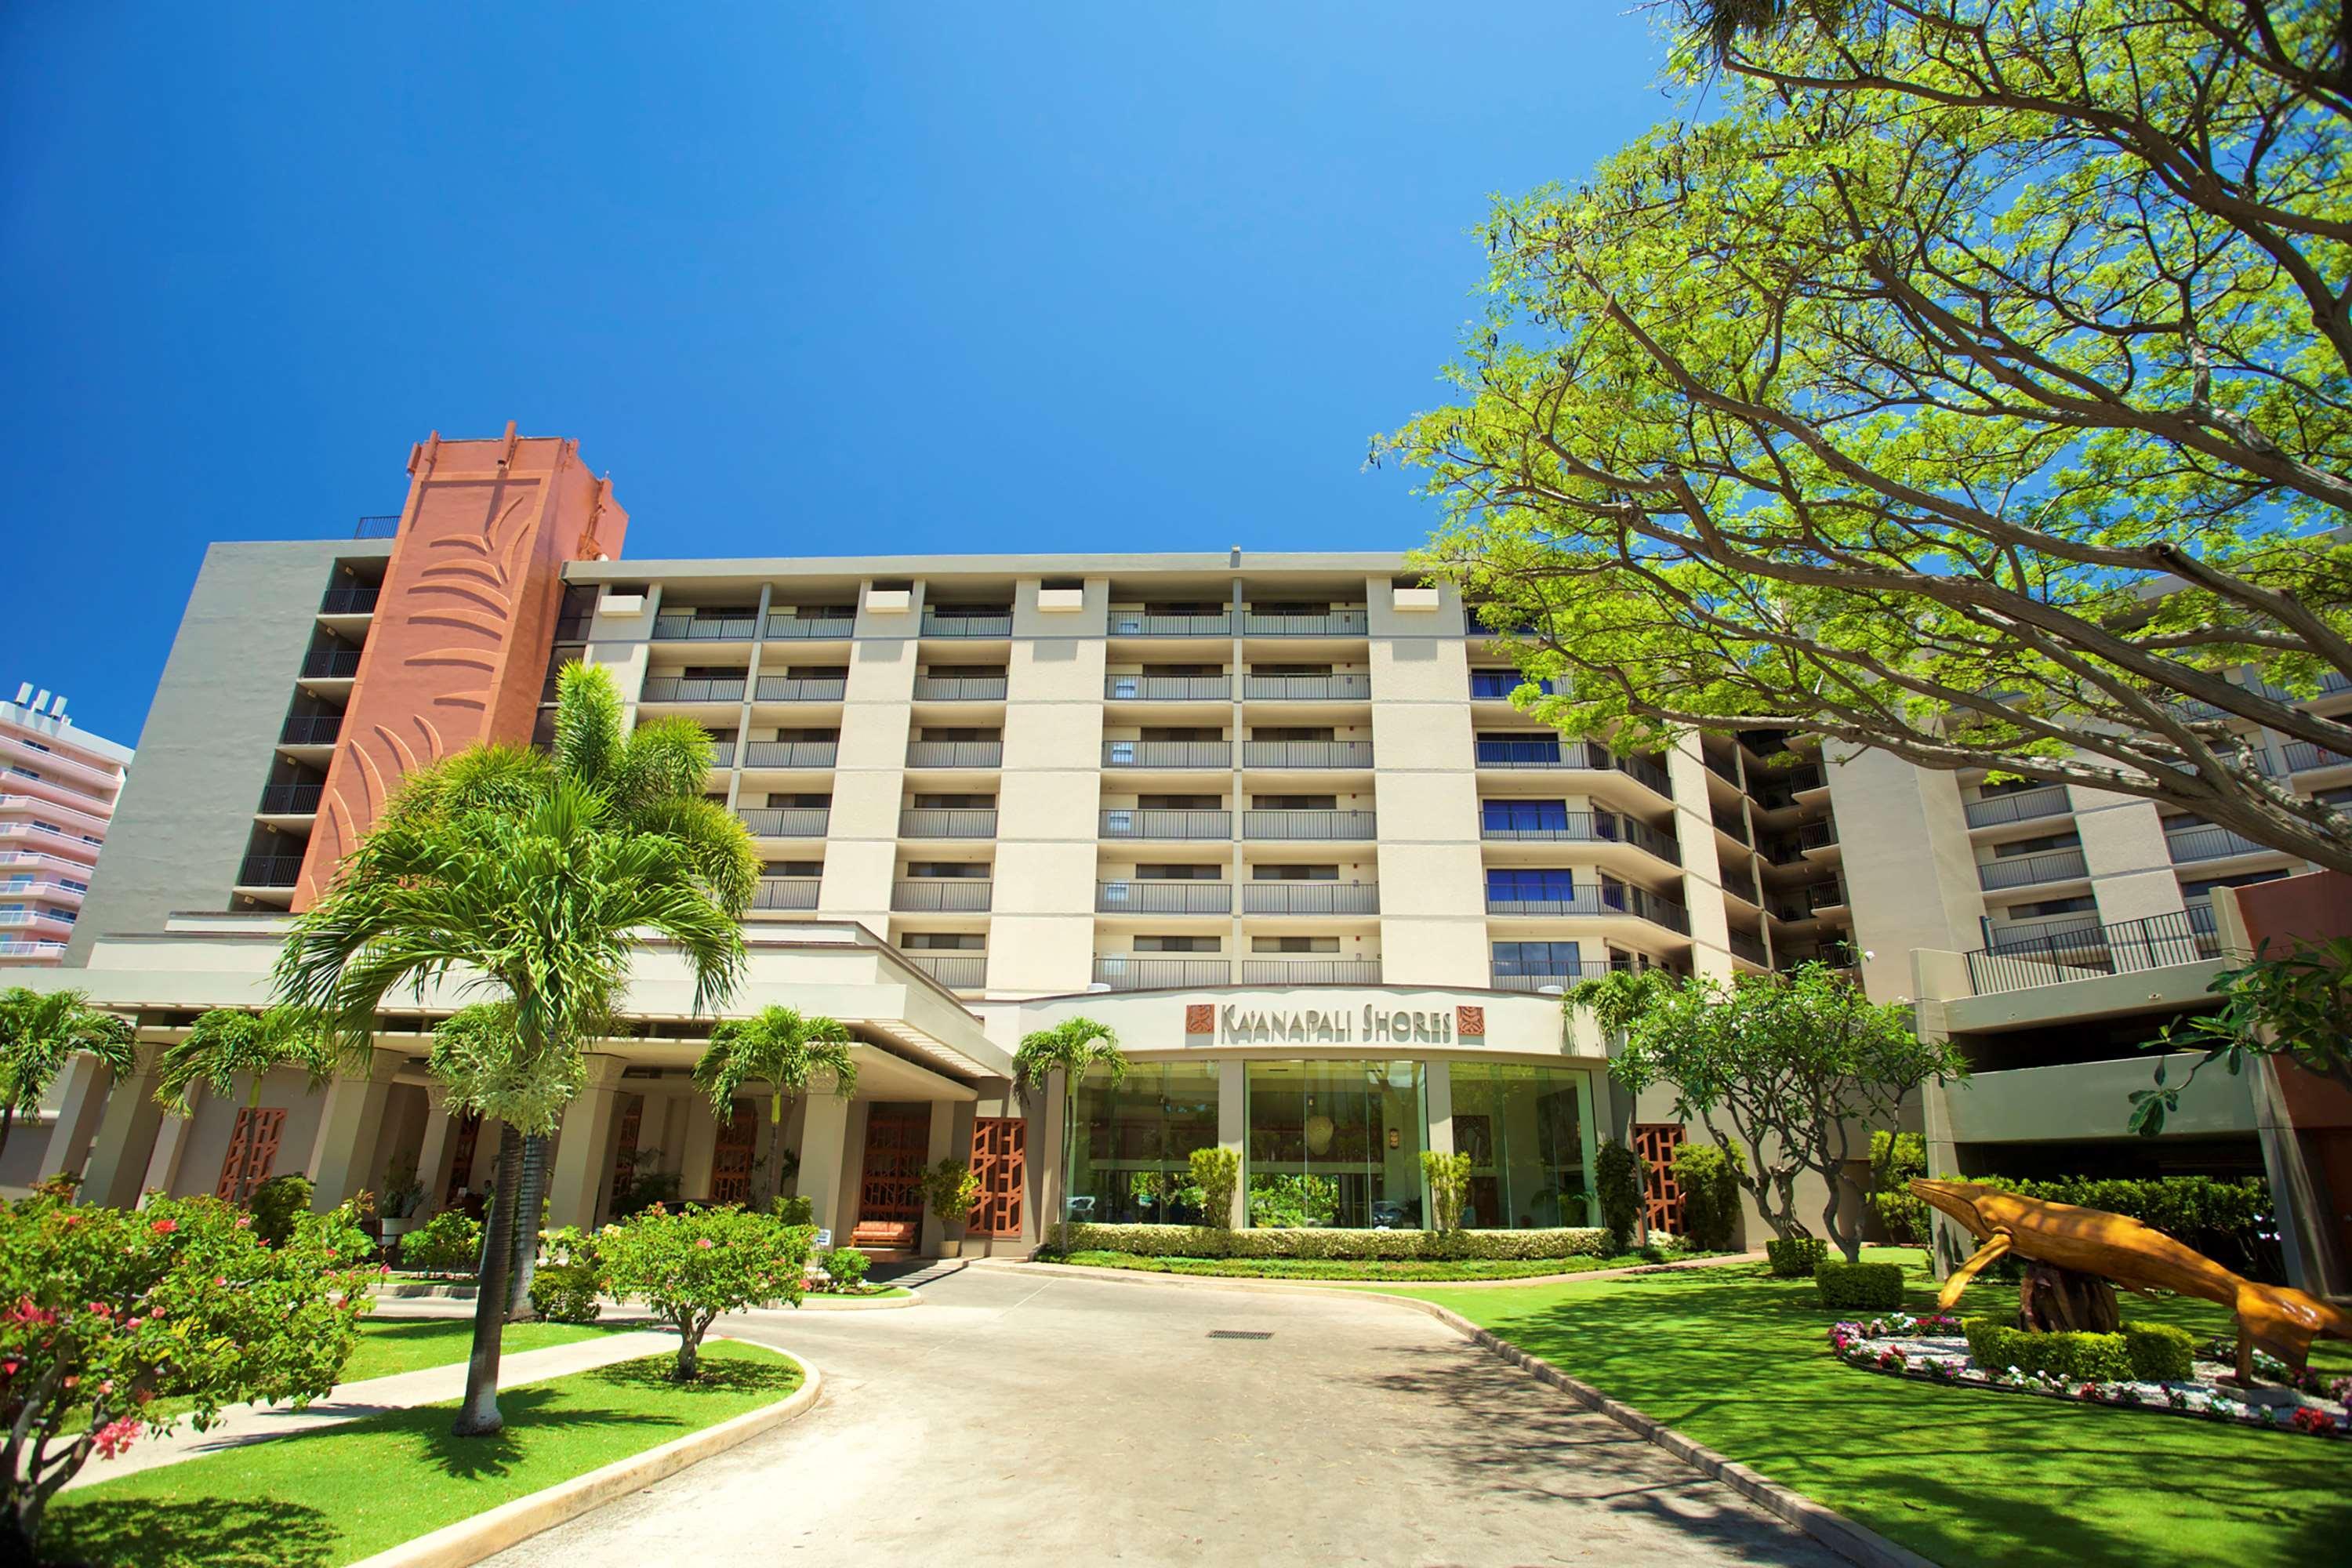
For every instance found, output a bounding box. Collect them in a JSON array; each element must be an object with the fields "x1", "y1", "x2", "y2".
[{"x1": 0, "y1": 684, "x2": 132, "y2": 967}]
